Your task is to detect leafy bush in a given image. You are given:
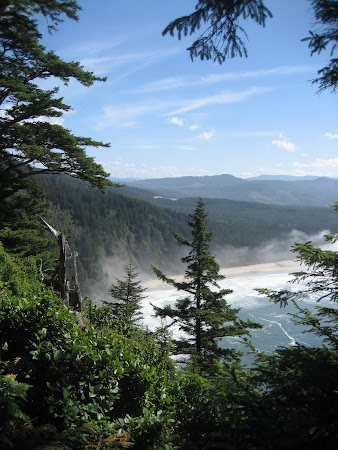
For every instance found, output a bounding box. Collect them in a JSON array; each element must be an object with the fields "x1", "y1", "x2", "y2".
[
  {"x1": 0, "y1": 247, "x2": 179, "y2": 447},
  {"x1": 0, "y1": 368, "x2": 31, "y2": 437}
]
